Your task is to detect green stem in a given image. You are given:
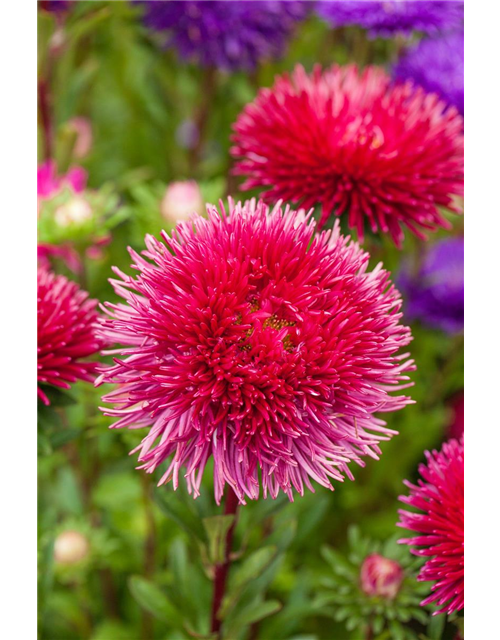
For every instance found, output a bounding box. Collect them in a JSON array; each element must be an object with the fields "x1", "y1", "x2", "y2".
[
  {"x1": 188, "y1": 66, "x2": 217, "y2": 175},
  {"x1": 140, "y1": 474, "x2": 157, "y2": 639}
]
